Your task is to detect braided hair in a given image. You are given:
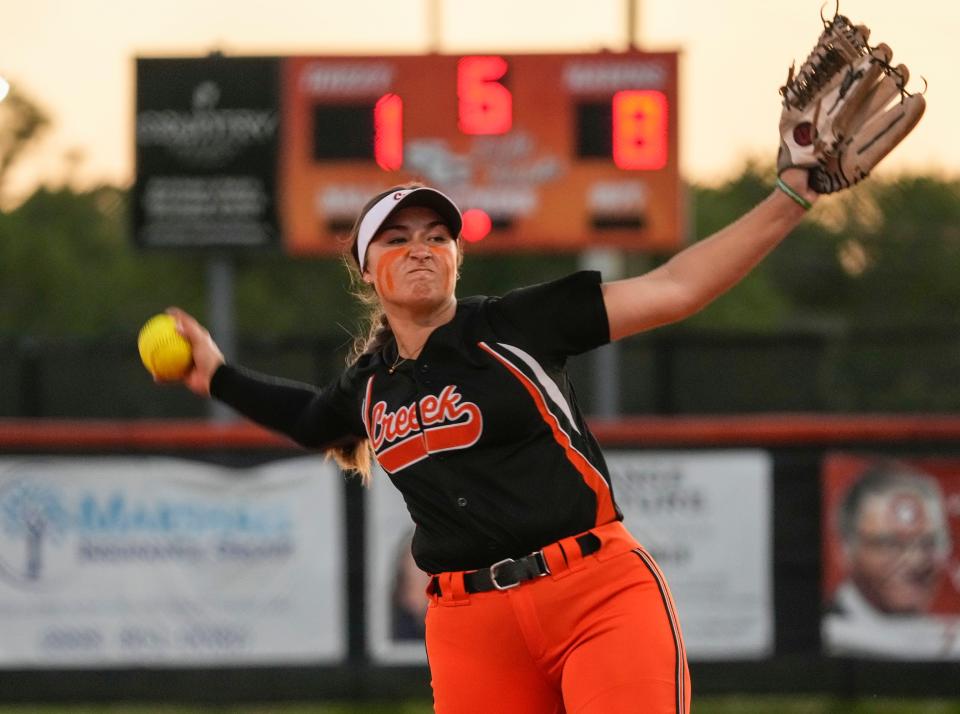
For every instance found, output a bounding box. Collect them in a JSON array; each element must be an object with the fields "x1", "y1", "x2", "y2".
[{"x1": 329, "y1": 182, "x2": 463, "y2": 484}]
